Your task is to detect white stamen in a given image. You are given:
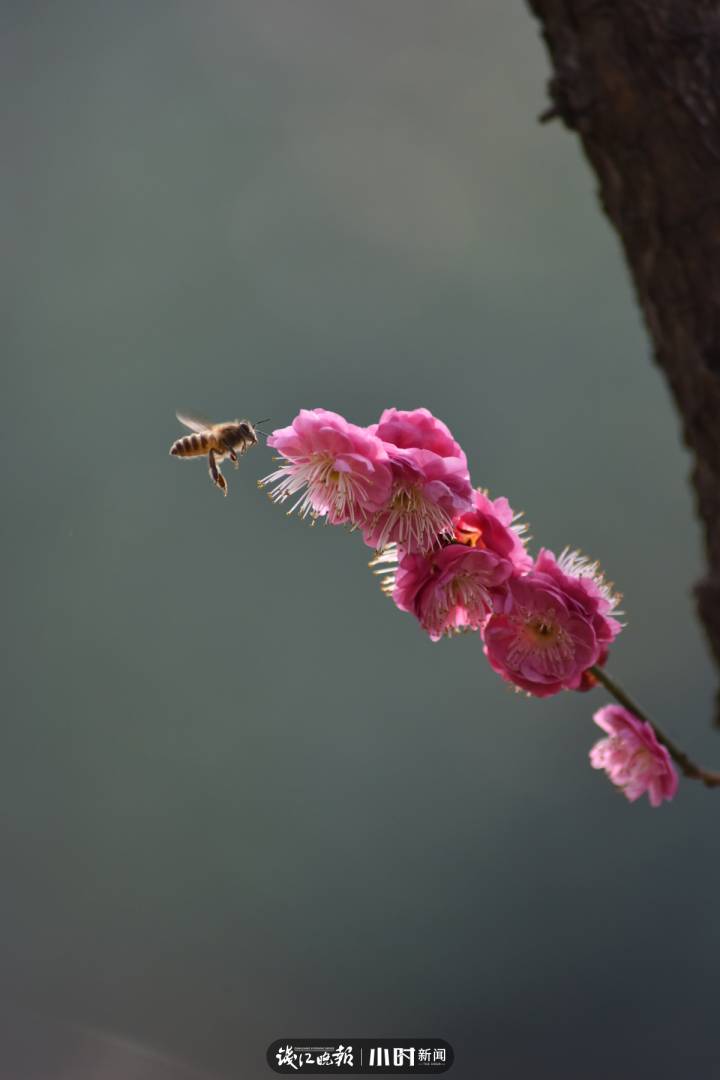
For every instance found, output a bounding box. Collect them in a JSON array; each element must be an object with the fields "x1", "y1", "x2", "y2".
[
  {"x1": 557, "y1": 547, "x2": 623, "y2": 615},
  {"x1": 259, "y1": 454, "x2": 368, "y2": 523},
  {"x1": 368, "y1": 484, "x2": 453, "y2": 553}
]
